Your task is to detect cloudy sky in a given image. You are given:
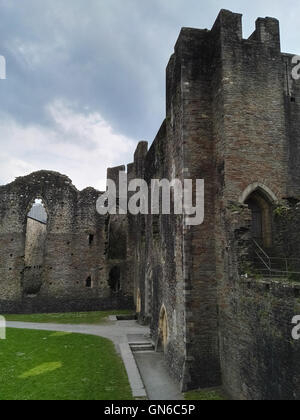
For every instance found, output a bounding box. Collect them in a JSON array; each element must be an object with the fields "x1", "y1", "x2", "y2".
[{"x1": 0, "y1": 0, "x2": 299, "y2": 190}]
